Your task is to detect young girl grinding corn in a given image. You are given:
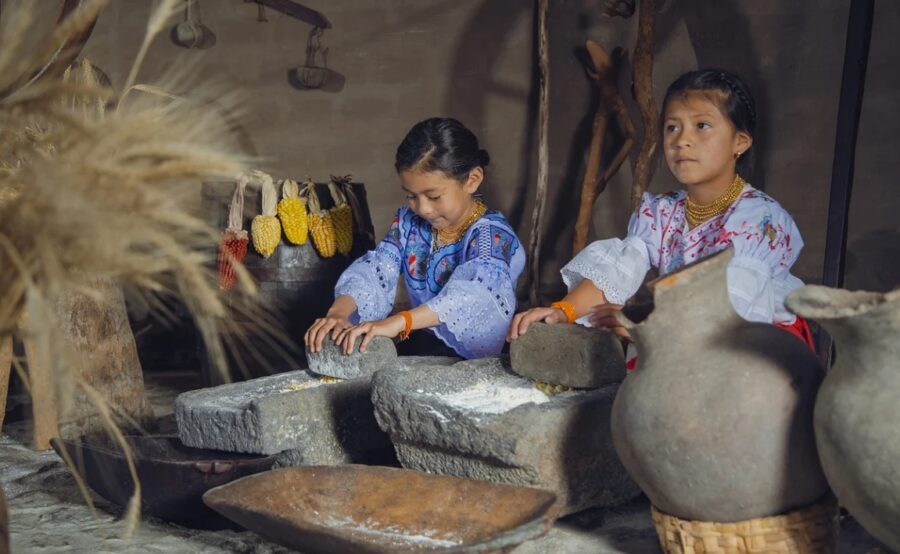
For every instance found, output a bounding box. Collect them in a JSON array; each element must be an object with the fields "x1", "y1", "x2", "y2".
[
  {"x1": 508, "y1": 69, "x2": 814, "y2": 351},
  {"x1": 305, "y1": 117, "x2": 525, "y2": 358}
]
